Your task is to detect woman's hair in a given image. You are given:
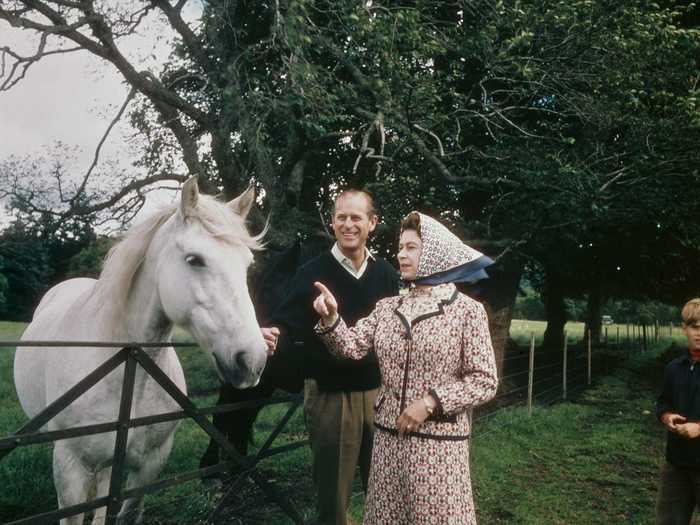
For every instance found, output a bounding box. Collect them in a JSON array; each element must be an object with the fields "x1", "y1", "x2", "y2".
[
  {"x1": 400, "y1": 212, "x2": 421, "y2": 238},
  {"x1": 682, "y1": 298, "x2": 700, "y2": 325}
]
